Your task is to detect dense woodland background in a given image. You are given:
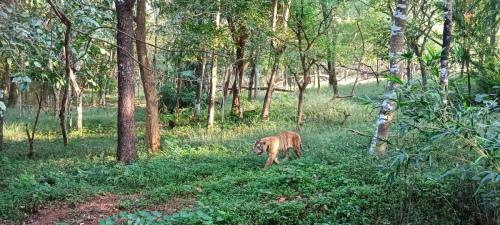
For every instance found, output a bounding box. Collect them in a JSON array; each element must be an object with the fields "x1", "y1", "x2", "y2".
[{"x1": 0, "y1": 0, "x2": 498, "y2": 224}]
